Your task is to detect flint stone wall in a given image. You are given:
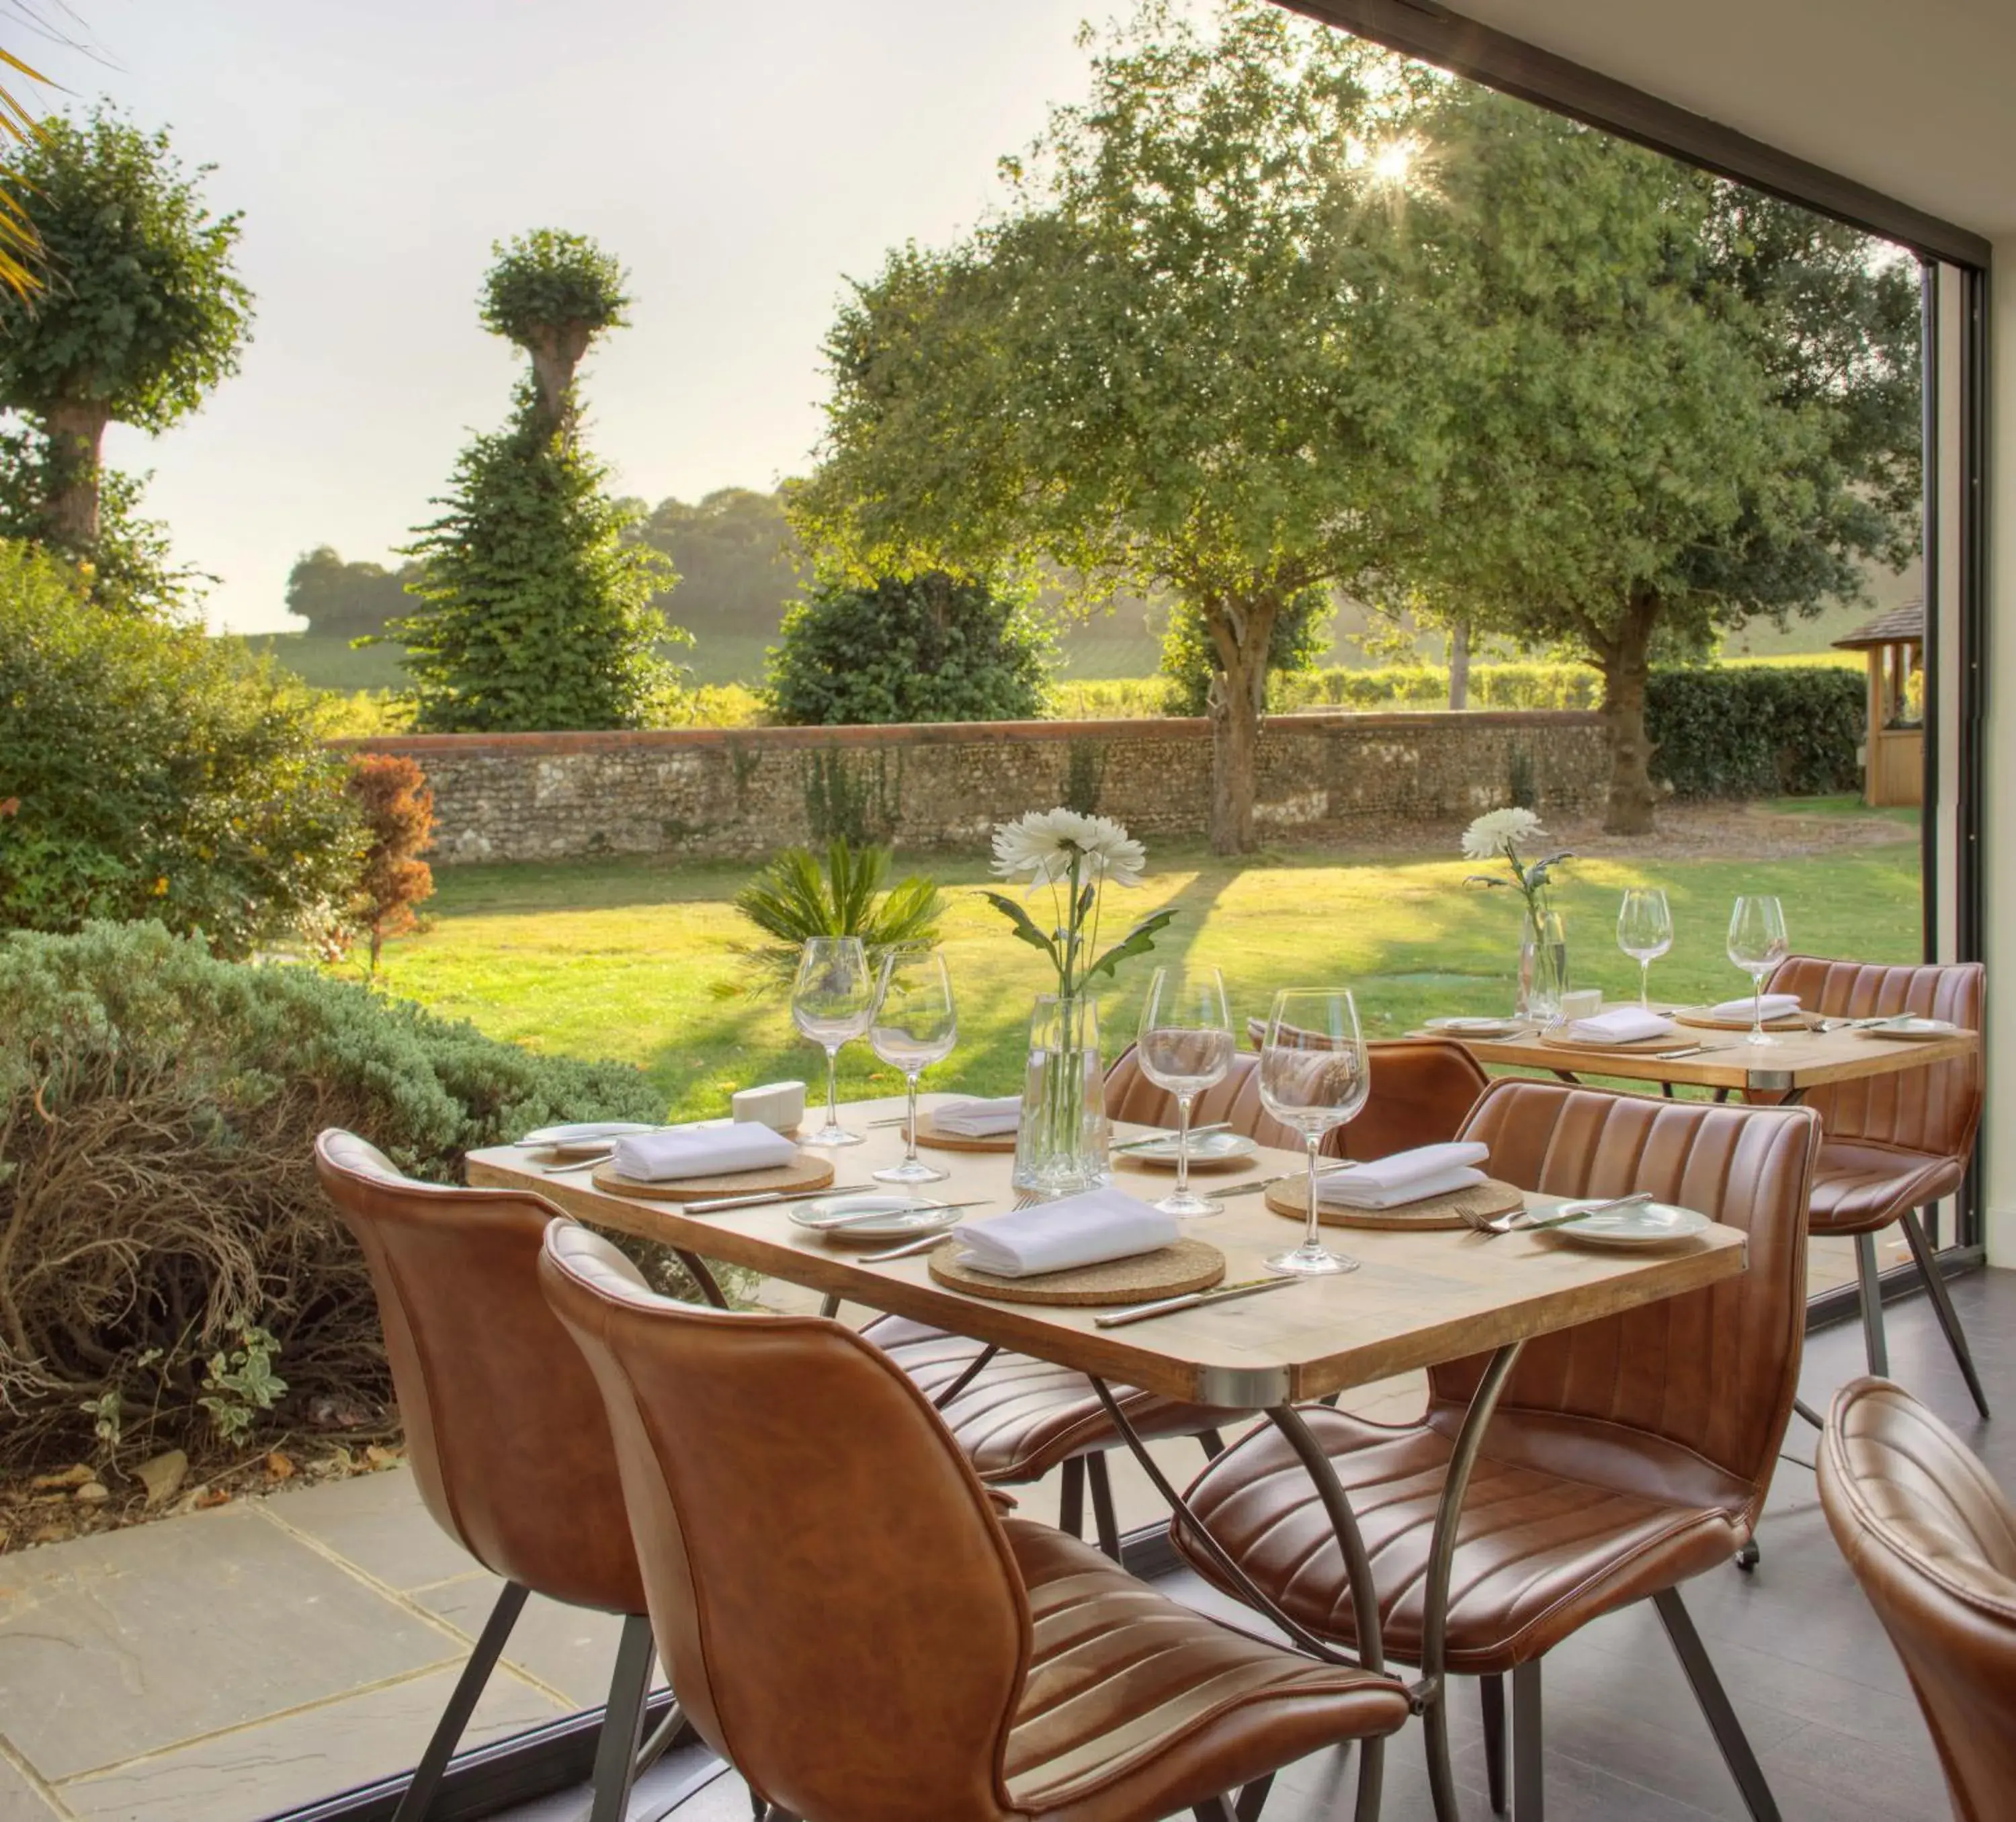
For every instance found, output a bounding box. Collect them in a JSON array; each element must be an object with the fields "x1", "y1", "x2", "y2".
[{"x1": 337, "y1": 710, "x2": 1609, "y2": 866}]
